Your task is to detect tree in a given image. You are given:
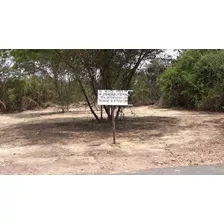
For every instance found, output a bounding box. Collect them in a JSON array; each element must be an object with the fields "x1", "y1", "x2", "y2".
[
  {"x1": 159, "y1": 49, "x2": 224, "y2": 111},
  {"x1": 57, "y1": 49, "x2": 163, "y2": 121},
  {"x1": 11, "y1": 50, "x2": 79, "y2": 112},
  {"x1": 143, "y1": 59, "x2": 167, "y2": 102},
  {"x1": 5, "y1": 49, "x2": 163, "y2": 118}
]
